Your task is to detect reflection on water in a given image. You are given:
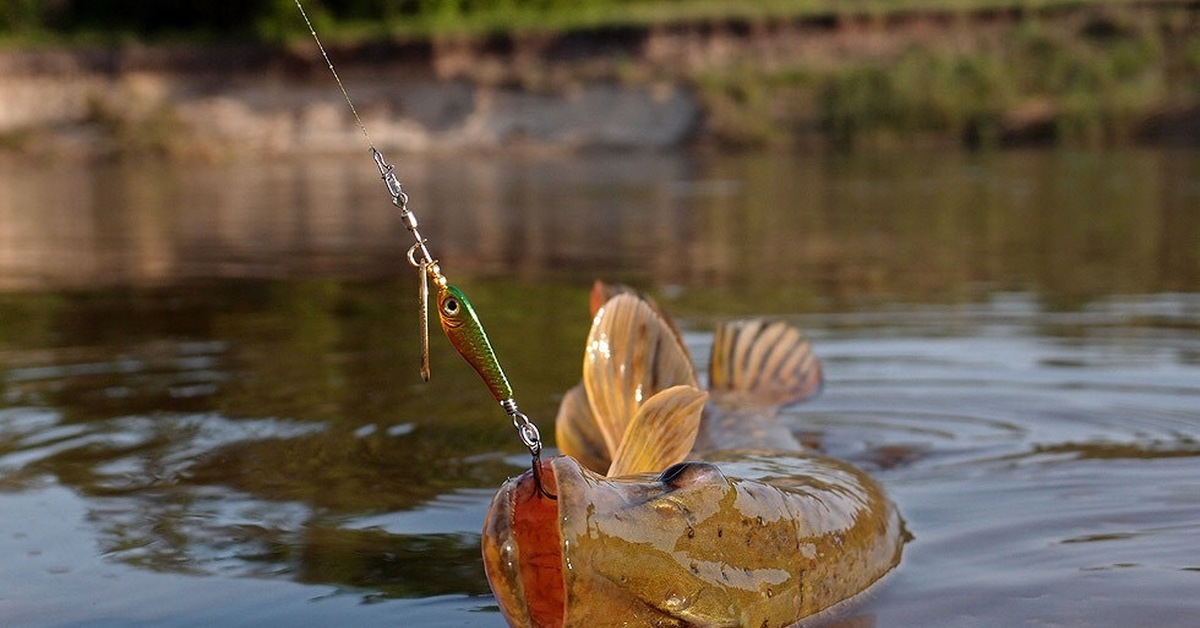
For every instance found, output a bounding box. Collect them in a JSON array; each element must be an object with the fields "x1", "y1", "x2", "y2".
[
  {"x1": 0, "y1": 279, "x2": 587, "y2": 626},
  {"x1": 0, "y1": 148, "x2": 1198, "y2": 626},
  {"x1": 1, "y1": 149, "x2": 1197, "y2": 305}
]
